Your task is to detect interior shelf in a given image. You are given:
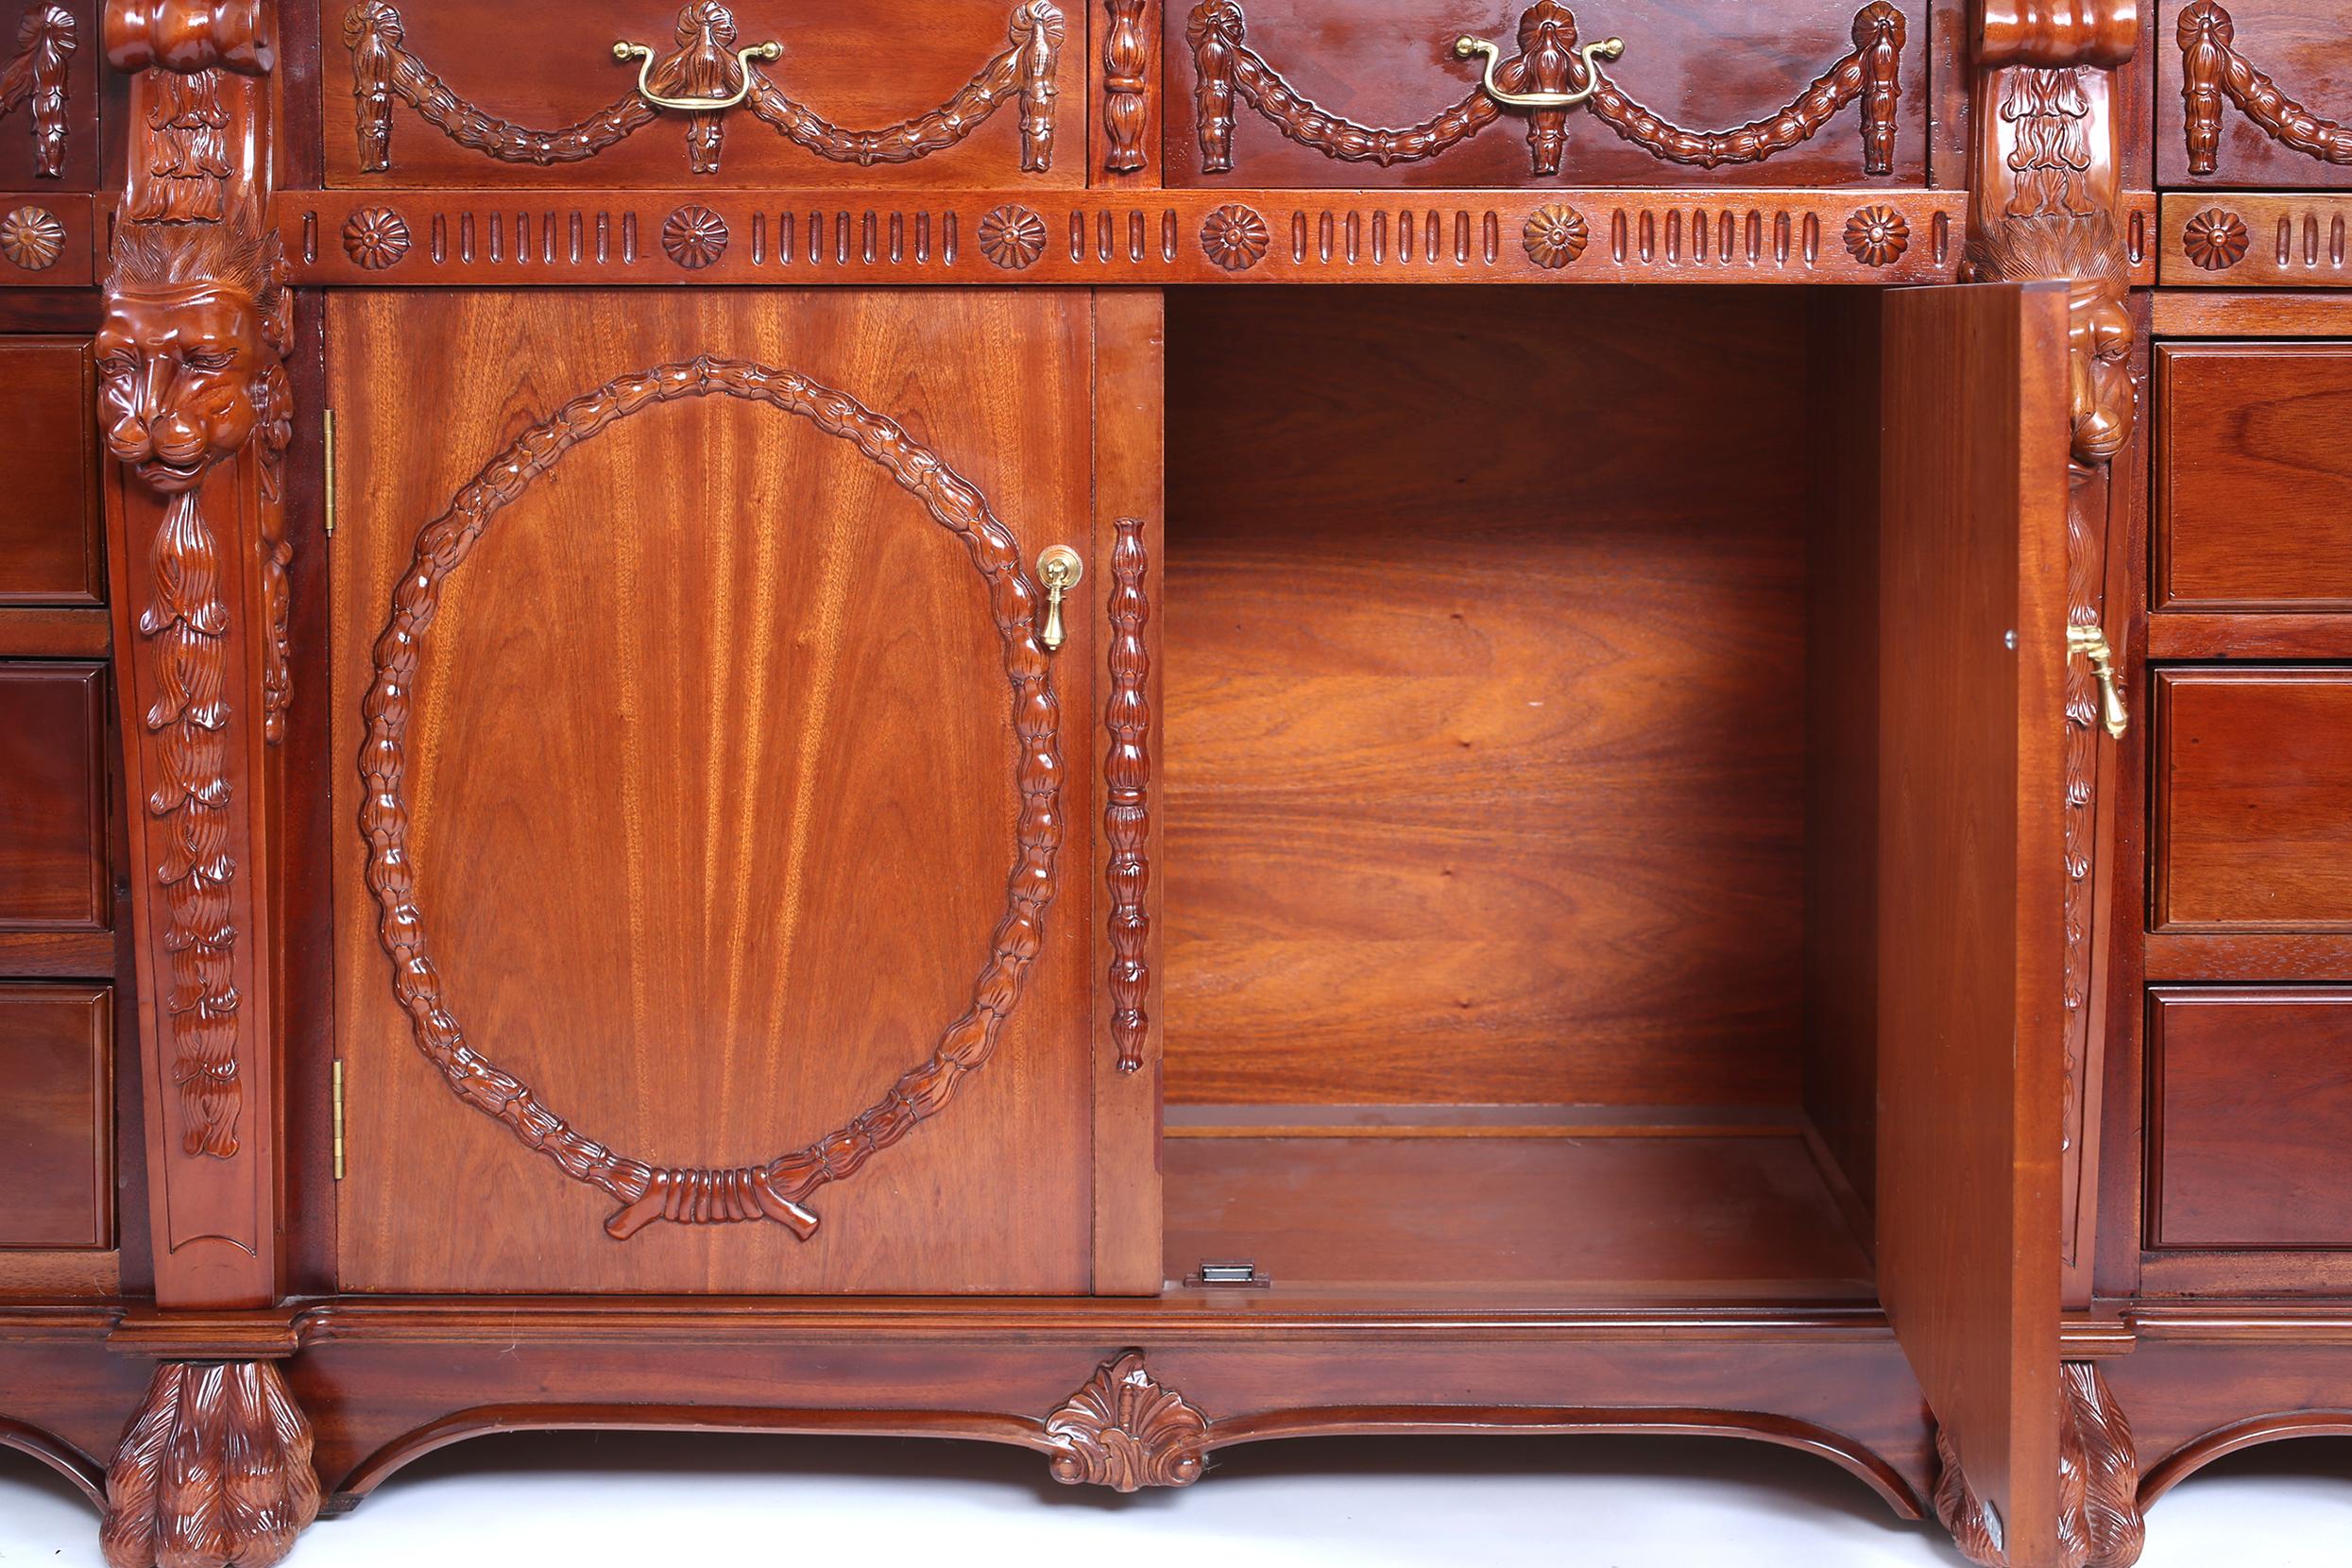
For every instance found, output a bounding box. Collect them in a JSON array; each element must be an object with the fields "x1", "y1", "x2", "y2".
[{"x1": 1161, "y1": 1105, "x2": 1875, "y2": 1305}]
